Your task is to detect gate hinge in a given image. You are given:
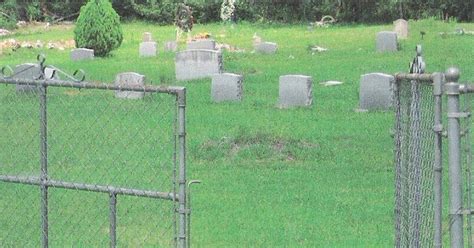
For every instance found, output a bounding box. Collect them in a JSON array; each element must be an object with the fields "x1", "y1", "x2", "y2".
[
  {"x1": 177, "y1": 208, "x2": 191, "y2": 214},
  {"x1": 433, "y1": 124, "x2": 443, "y2": 133},
  {"x1": 461, "y1": 209, "x2": 474, "y2": 215},
  {"x1": 447, "y1": 112, "x2": 471, "y2": 118}
]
